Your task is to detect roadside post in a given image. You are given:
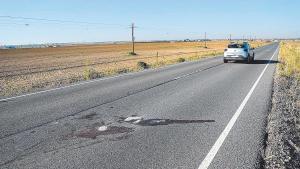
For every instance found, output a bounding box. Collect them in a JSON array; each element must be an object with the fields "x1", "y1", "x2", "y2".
[{"x1": 156, "y1": 52, "x2": 159, "y2": 64}]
